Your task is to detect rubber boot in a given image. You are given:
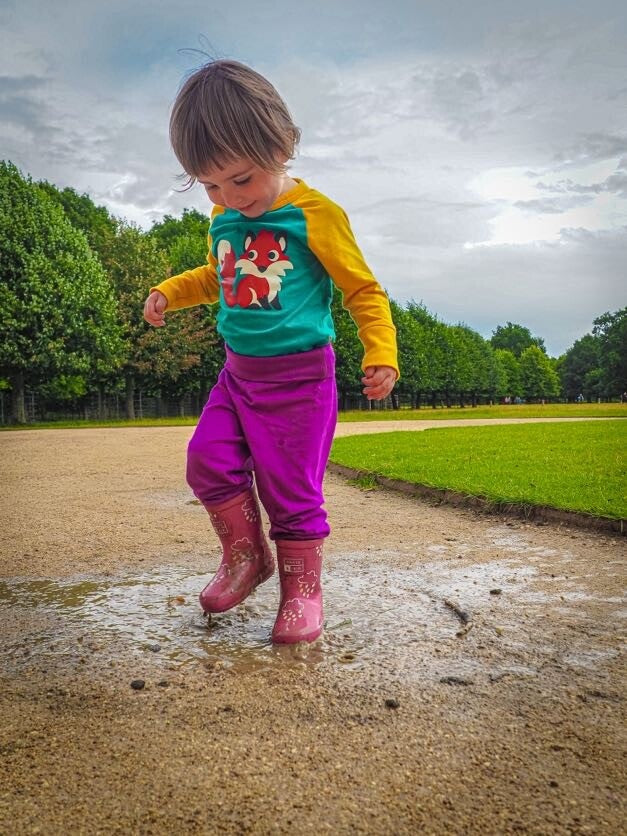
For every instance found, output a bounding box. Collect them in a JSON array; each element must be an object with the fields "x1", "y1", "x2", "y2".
[
  {"x1": 199, "y1": 489, "x2": 274, "y2": 613},
  {"x1": 272, "y1": 539, "x2": 324, "y2": 644}
]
